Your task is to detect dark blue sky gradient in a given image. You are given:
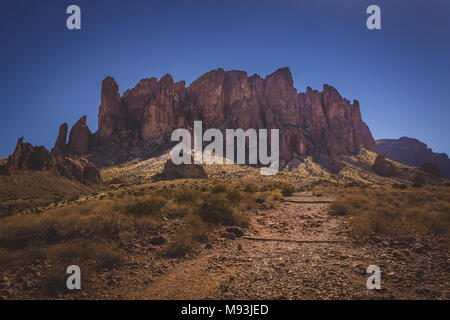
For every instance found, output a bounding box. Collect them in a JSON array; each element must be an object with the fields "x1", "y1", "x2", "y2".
[{"x1": 1, "y1": 0, "x2": 449, "y2": 157}]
